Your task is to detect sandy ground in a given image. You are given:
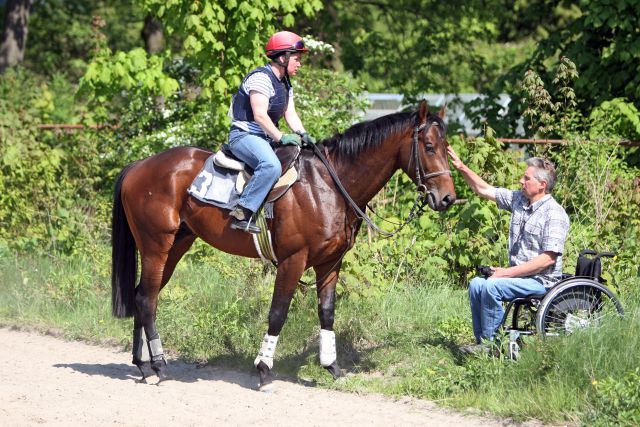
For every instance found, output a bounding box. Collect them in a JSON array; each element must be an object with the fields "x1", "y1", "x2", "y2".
[{"x1": 0, "y1": 327, "x2": 552, "y2": 426}]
